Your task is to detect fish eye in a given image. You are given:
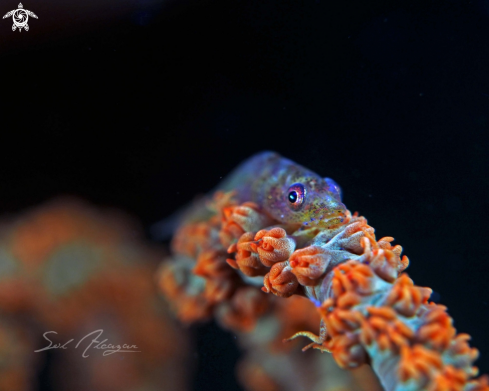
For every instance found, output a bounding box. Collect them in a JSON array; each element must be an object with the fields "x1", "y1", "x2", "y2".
[{"x1": 287, "y1": 183, "x2": 306, "y2": 210}]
